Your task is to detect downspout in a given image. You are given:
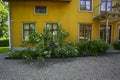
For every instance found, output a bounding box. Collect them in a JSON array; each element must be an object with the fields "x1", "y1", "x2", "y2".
[{"x1": 8, "y1": 2, "x2": 12, "y2": 50}]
